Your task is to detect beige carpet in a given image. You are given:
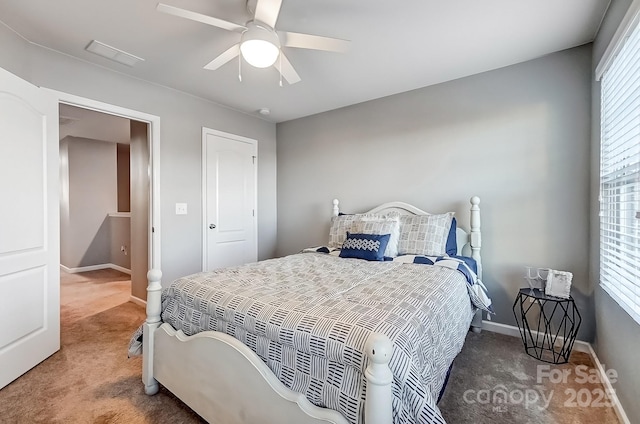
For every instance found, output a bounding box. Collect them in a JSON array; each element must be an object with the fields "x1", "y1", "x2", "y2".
[
  {"x1": 439, "y1": 331, "x2": 620, "y2": 424},
  {"x1": 60, "y1": 268, "x2": 132, "y2": 321},
  {"x1": 0, "y1": 272, "x2": 620, "y2": 423},
  {"x1": 1, "y1": 269, "x2": 202, "y2": 423}
]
